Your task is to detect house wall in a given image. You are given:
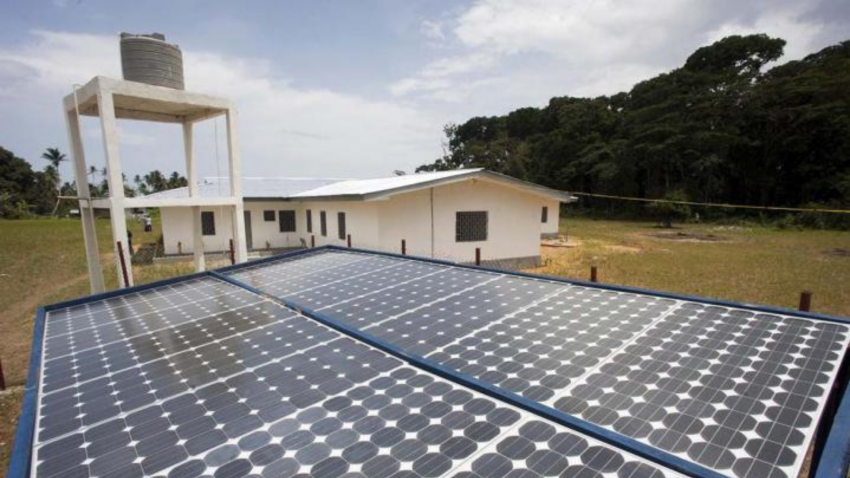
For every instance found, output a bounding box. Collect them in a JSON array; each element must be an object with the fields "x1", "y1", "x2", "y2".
[
  {"x1": 159, "y1": 179, "x2": 558, "y2": 264},
  {"x1": 161, "y1": 201, "x2": 380, "y2": 254},
  {"x1": 161, "y1": 206, "x2": 235, "y2": 254},
  {"x1": 376, "y1": 179, "x2": 549, "y2": 264},
  {"x1": 542, "y1": 199, "x2": 561, "y2": 237},
  {"x1": 297, "y1": 201, "x2": 380, "y2": 248}
]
